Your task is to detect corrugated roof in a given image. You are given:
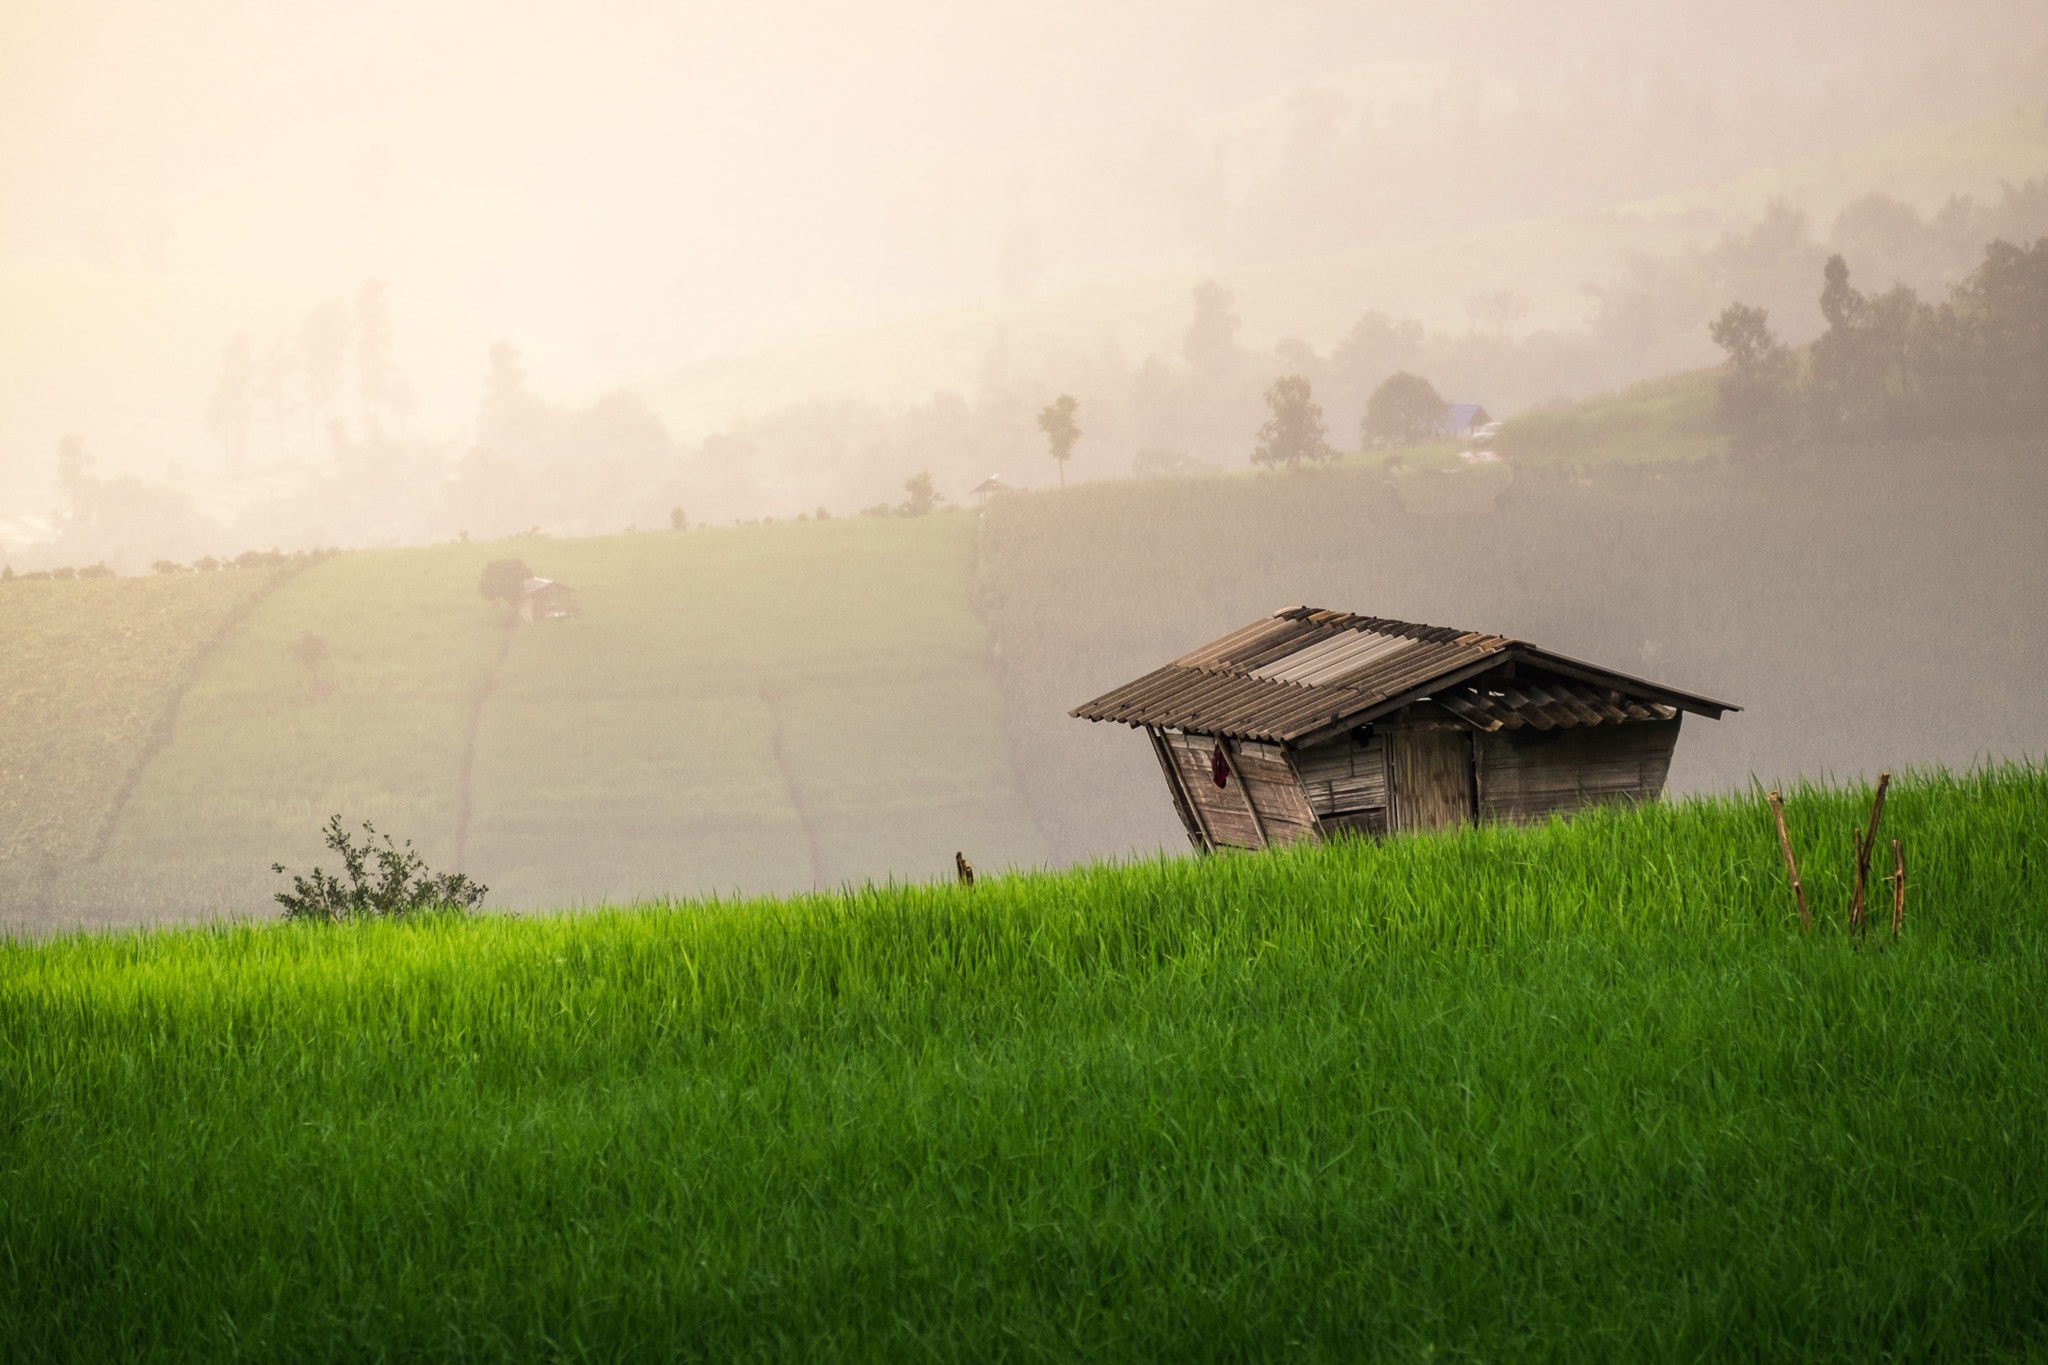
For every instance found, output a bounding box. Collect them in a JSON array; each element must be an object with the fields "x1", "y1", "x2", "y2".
[{"x1": 1070, "y1": 605, "x2": 1736, "y2": 743}]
